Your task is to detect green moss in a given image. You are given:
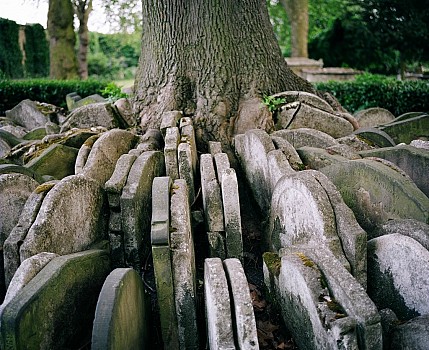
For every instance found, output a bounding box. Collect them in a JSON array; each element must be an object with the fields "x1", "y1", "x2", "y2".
[
  {"x1": 263, "y1": 252, "x2": 281, "y2": 277},
  {"x1": 35, "y1": 182, "x2": 56, "y2": 194},
  {"x1": 295, "y1": 252, "x2": 315, "y2": 268}
]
